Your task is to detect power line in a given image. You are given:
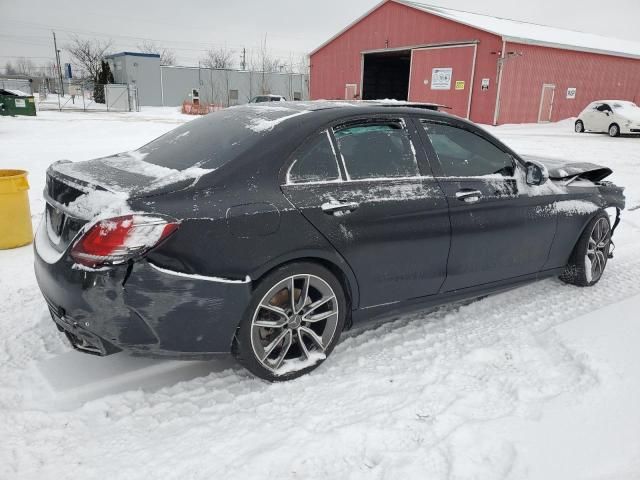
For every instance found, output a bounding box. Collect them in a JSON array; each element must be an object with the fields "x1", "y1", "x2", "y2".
[{"x1": 2, "y1": 22, "x2": 310, "y2": 56}]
